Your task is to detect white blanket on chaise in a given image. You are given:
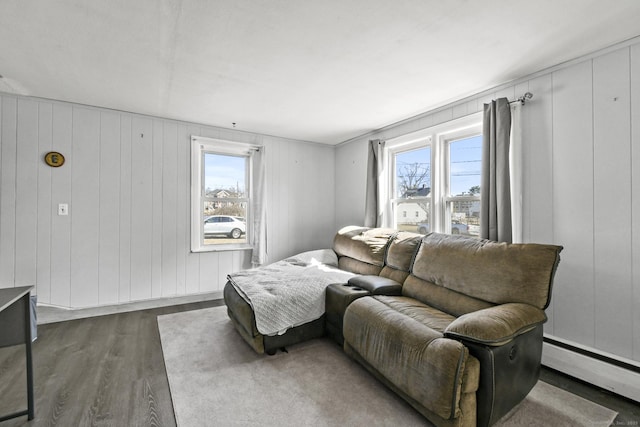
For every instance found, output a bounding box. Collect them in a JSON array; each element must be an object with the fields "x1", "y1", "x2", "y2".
[{"x1": 227, "y1": 250, "x2": 354, "y2": 336}]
